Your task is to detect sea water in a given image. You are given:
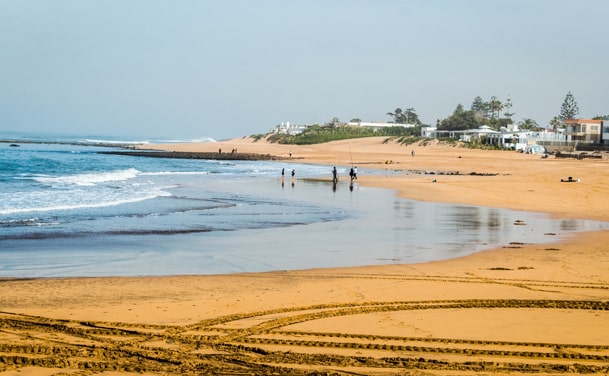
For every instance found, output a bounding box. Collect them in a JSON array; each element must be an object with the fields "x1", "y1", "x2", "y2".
[{"x1": 1, "y1": 138, "x2": 608, "y2": 277}]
